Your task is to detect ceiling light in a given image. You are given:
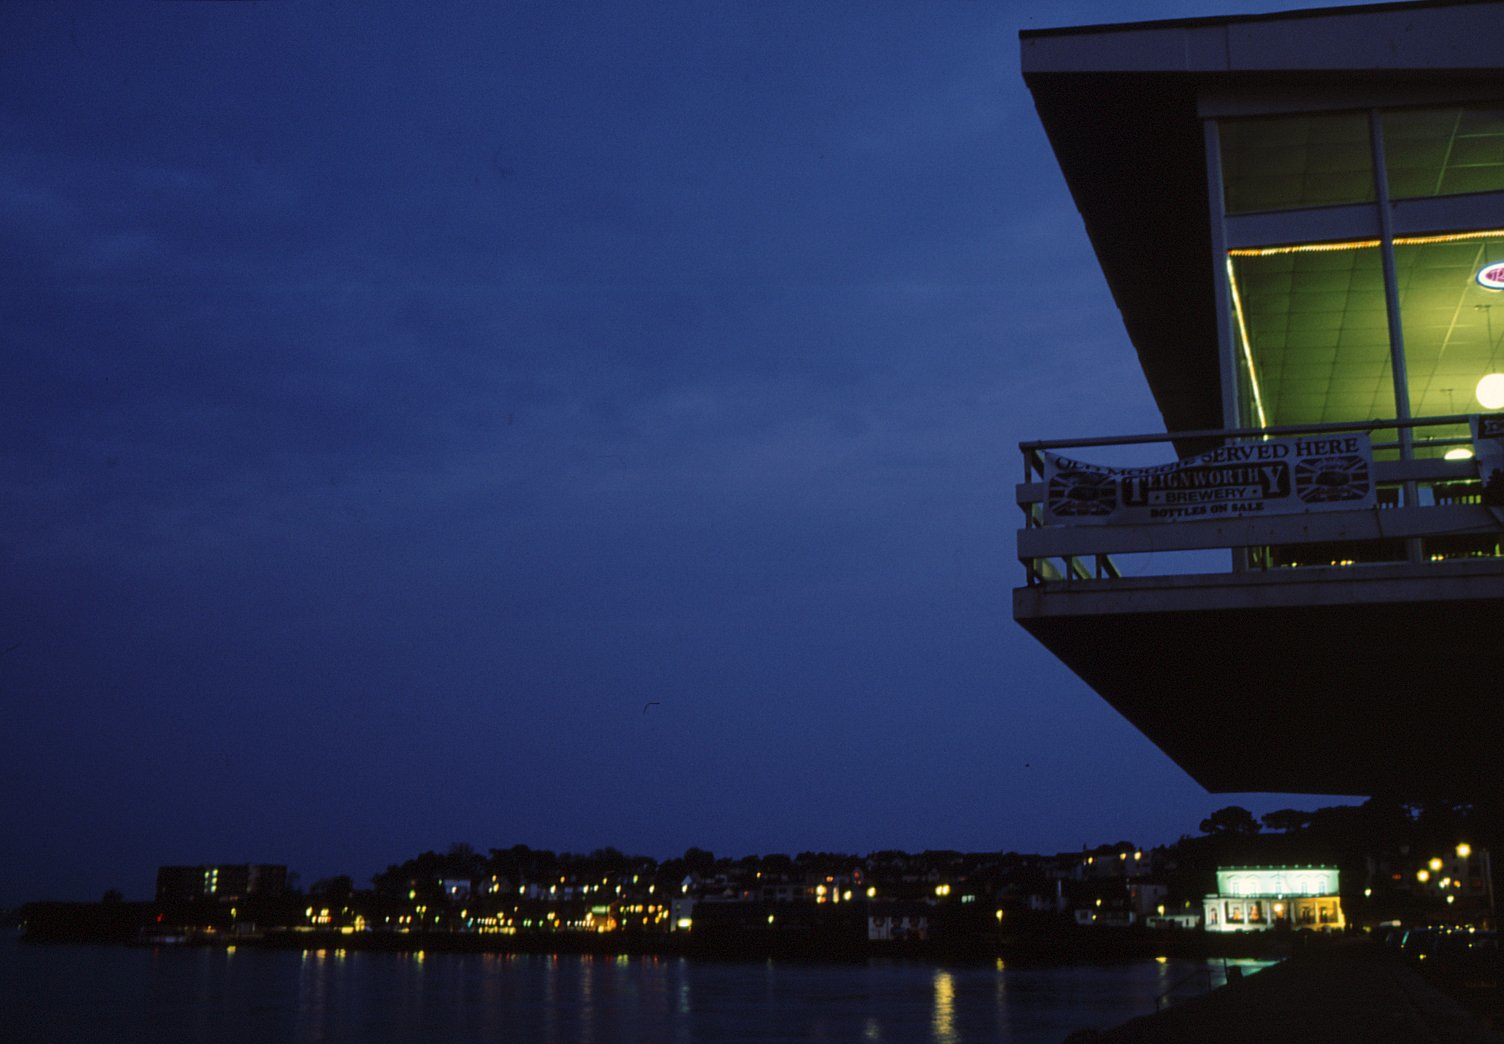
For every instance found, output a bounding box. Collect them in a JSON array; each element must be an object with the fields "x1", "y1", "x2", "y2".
[
  {"x1": 1444, "y1": 448, "x2": 1474, "y2": 461},
  {"x1": 1477, "y1": 373, "x2": 1504, "y2": 410}
]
